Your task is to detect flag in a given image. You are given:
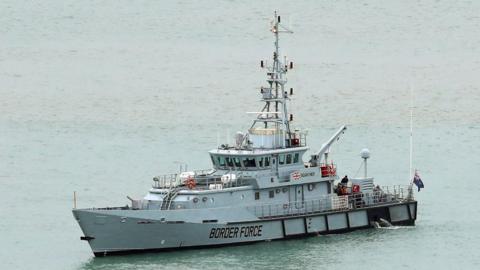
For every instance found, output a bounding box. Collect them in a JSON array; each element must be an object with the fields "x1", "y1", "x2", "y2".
[{"x1": 413, "y1": 170, "x2": 424, "y2": 192}]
